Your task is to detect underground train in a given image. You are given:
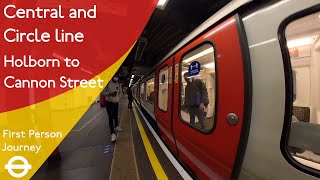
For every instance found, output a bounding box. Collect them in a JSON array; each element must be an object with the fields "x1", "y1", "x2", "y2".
[{"x1": 131, "y1": 0, "x2": 320, "y2": 179}]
